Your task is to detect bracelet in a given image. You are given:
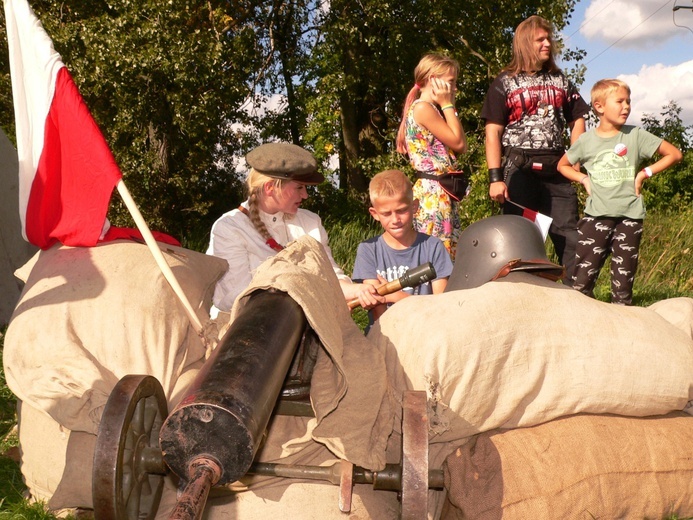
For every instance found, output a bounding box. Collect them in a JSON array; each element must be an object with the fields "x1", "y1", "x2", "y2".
[
  {"x1": 489, "y1": 167, "x2": 504, "y2": 183},
  {"x1": 441, "y1": 104, "x2": 458, "y2": 117},
  {"x1": 580, "y1": 175, "x2": 588, "y2": 185},
  {"x1": 643, "y1": 167, "x2": 653, "y2": 178}
]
